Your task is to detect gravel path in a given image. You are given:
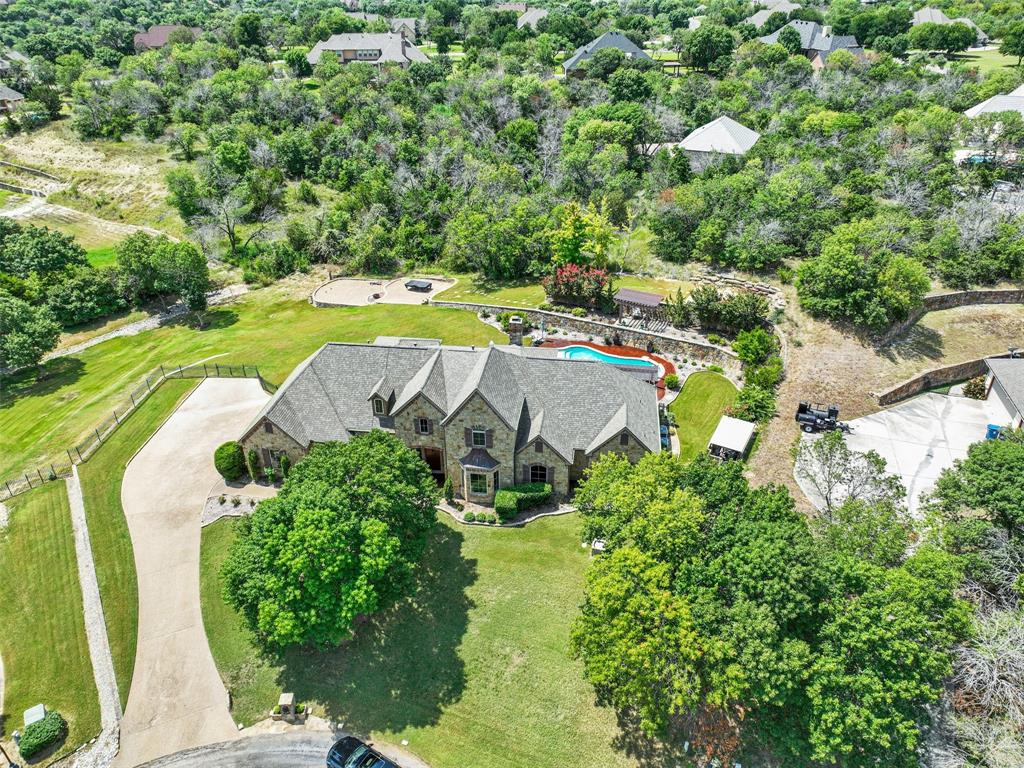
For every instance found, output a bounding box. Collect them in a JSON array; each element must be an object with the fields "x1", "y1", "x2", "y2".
[
  {"x1": 43, "y1": 285, "x2": 249, "y2": 364},
  {"x1": 65, "y1": 468, "x2": 122, "y2": 768}
]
